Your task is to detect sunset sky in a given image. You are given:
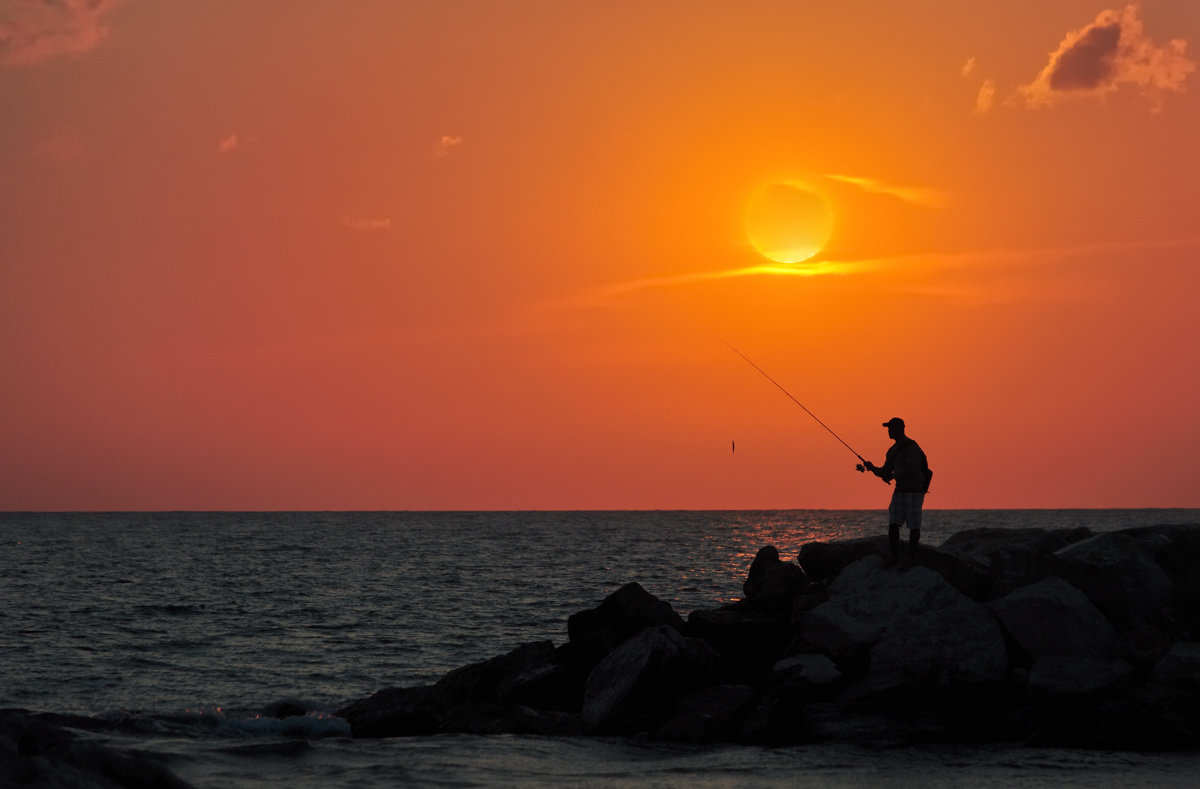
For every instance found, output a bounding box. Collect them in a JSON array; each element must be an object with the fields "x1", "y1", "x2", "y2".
[{"x1": 2, "y1": 1, "x2": 1198, "y2": 510}]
